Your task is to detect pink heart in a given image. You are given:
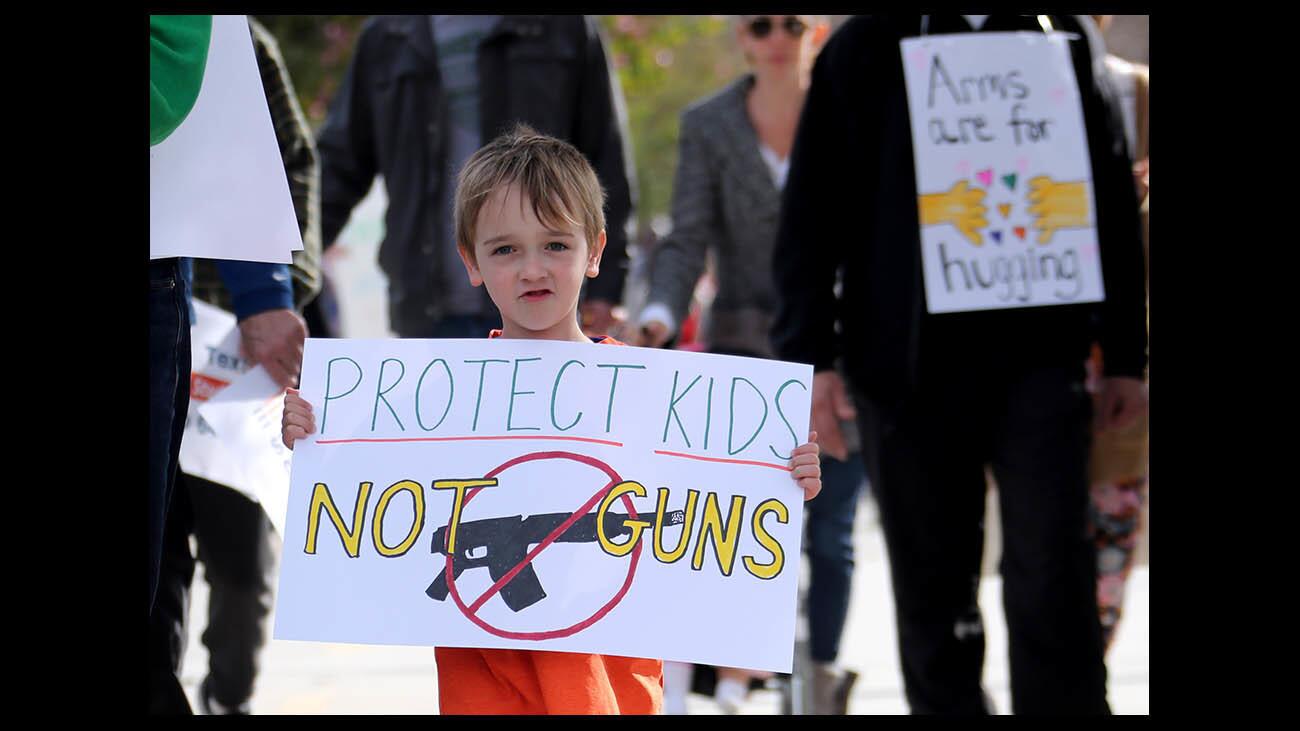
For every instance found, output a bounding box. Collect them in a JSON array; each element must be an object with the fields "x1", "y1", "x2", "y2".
[
  {"x1": 975, "y1": 168, "x2": 993, "y2": 187},
  {"x1": 955, "y1": 160, "x2": 971, "y2": 176}
]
